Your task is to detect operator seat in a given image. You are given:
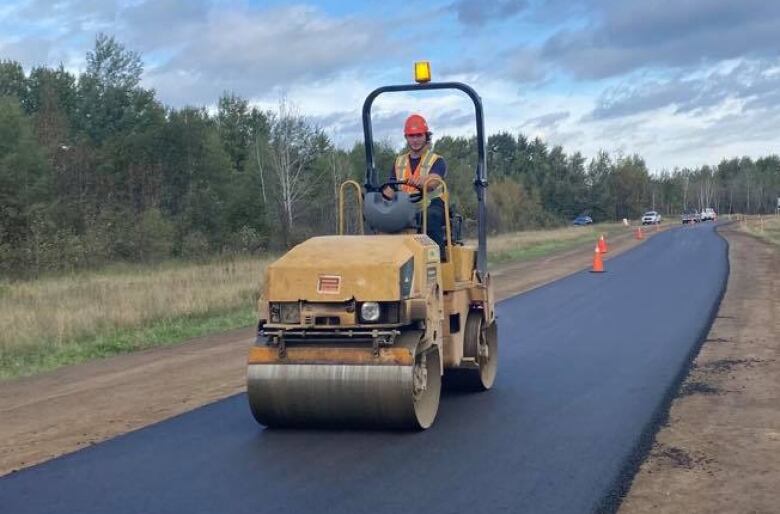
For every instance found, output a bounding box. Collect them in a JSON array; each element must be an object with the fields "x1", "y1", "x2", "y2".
[{"x1": 363, "y1": 191, "x2": 420, "y2": 234}]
